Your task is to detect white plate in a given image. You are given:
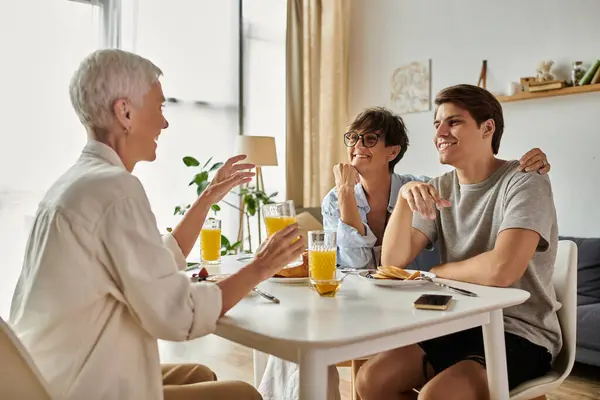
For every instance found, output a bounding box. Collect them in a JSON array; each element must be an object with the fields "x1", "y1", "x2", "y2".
[
  {"x1": 357, "y1": 270, "x2": 436, "y2": 287},
  {"x1": 268, "y1": 276, "x2": 310, "y2": 284}
]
